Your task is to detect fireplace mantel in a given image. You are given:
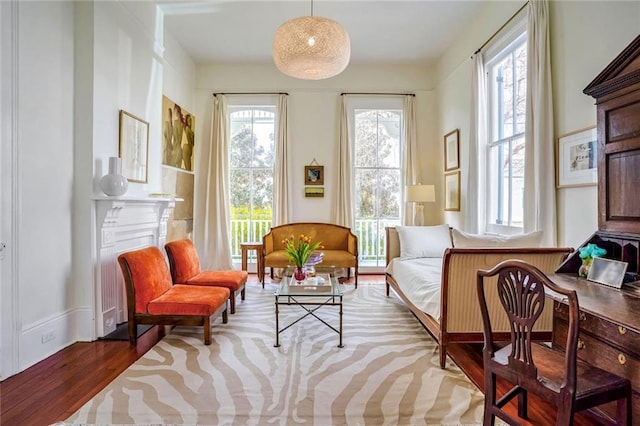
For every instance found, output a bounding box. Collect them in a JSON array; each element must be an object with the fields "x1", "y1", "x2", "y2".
[{"x1": 92, "y1": 196, "x2": 180, "y2": 337}]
